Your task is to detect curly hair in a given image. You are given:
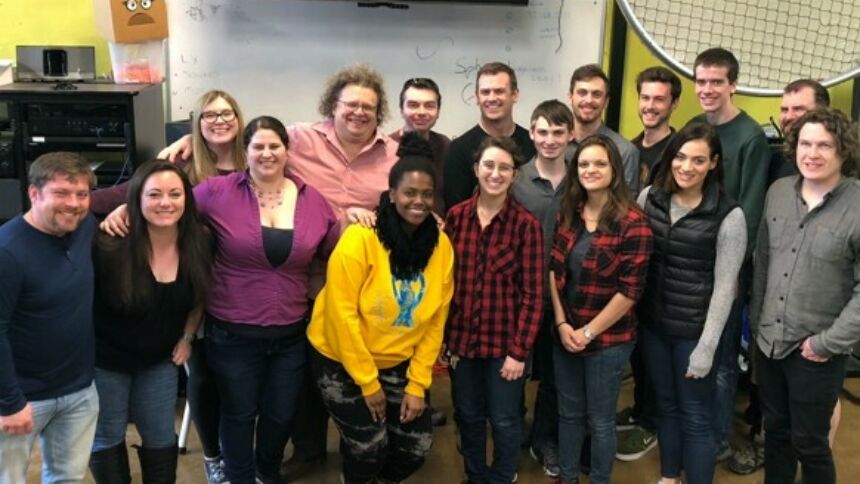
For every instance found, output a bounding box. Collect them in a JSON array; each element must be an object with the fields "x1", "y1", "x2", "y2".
[
  {"x1": 784, "y1": 108, "x2": 859, "y2": 178},
  {"x1": 318, "y1": 63, "x2": 389, "y2": 126}
]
